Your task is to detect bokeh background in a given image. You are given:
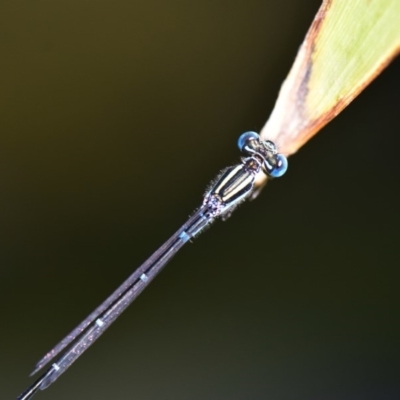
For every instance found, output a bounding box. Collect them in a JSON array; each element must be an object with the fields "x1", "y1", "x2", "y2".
[{"x1": 1, "y1": 1, "x2": 400, "y2": 399}]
